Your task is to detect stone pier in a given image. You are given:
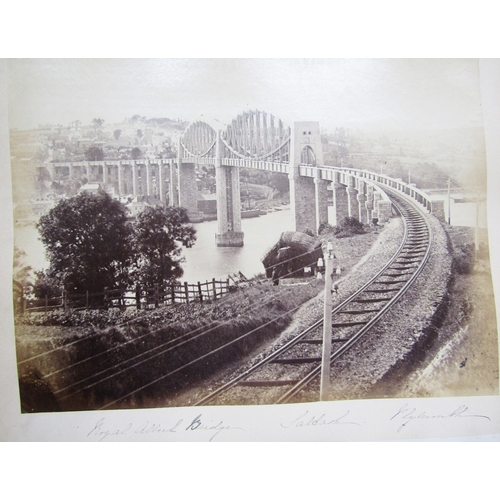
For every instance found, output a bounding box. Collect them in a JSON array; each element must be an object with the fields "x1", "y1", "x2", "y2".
[
  {"x1": 178, "y1": 162, "x2": 199, "y2": 220},
  {"x1": 333, "y1": 178, "x2": 349, "y2": 226},
  {"x1": 347, "y1": 176, "x2": 359, "y2": 220},
  {"x1": 358, "y1": 180, "x2": 369, "y2": 224},
  {"x1": 215, "y1": 162, "x2": 243, "y2": 247},
  {"x1": 377, "y1": 200, "x2": 392, "y2": 223},
  {"x1": 366, "y1": 184, "x2": 374, "y2": 222}
]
